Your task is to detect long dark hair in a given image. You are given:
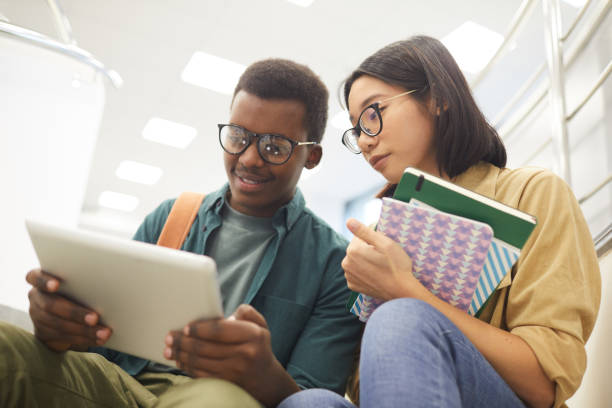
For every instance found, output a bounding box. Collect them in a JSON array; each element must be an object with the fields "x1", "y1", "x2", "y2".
[{"x1": 343, "y1": 36, "x2": 506, "y2": 178}]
